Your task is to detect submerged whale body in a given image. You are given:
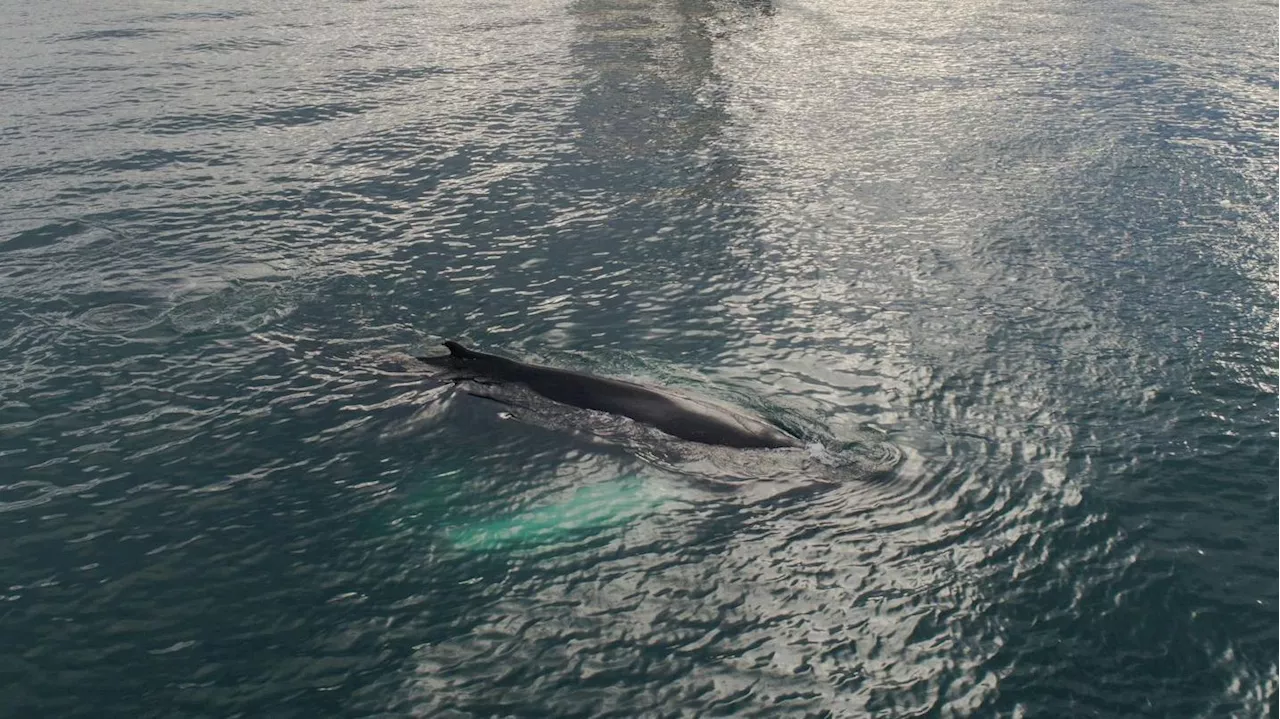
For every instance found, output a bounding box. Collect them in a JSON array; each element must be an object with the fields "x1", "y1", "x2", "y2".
[{"x1": 418, "y1": 341, "x2": 803, "y2": 449}]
